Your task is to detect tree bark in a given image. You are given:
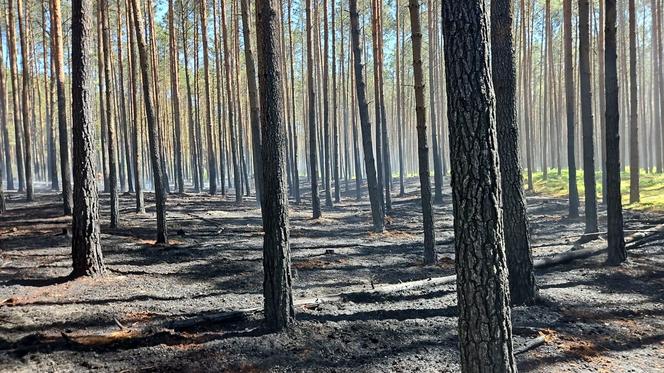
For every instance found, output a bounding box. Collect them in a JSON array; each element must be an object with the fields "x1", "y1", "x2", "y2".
[
  {"x1": 130, "y1": 0, "x2": 168, "y2": 244},
  {"x1": 16, "y1": 0, "x2": 34, "y2": 201},
  {"x1": 579, "y1": 0, "x2": 599, "y2": 235},
  {"x1": 127, "y1": 0, "x2": 144, "y2": 213},
  {"x1": 604, "y1": 0, "x2": 627, "y2": 264},
  {"x1": 71, "y1": 0, "x2": 105, "y2": 277},
  {"x1": 240, "y1": 0, "x2": 263, "y2": 205},
  {"x1": 563, "y1": 0, "x2": 580, "y2": 218},
  {"x1": 441, "y1": 0, "x2": 516, "y2": 371},
  {"x1": 628, "y1": 0, "x2": 639, "y2": 203},
  {"x1": 255, "y1": 0, "x2": 295, "y2": 331},
  {"x1": 168, "y1": 0, "x2": 185, "y2": 194},
  {"x1": 0, "y1": 20, "x2": 14, "y2": 193},
  {"x1": 199, "y1": 0, "x2": 219, "y2": 195},
  {"x1": 349, "y1": 0, "x2": 384, "y2": 232},
  {"x1": 5, "y1": 2, "x2": 25, "y2": 193},
  {"x1": 306, "y1": 0, "x2": 321, "y2": 218},
  {"x1": 408, "y1": 0, "x2": 436, "y2": 265},
  {"x1": 101, "y1": 0, "x2": 120, "y2": 228},
  {"x1": 491, "y1": 0, "x2": 537, "y2": 306},
  {"x1": 427, "y1": 0, "x2": 443, "y2": 205}
]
